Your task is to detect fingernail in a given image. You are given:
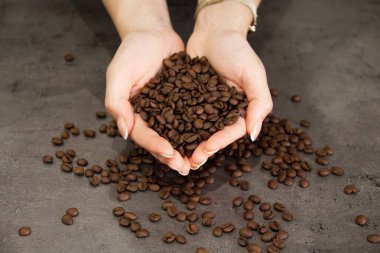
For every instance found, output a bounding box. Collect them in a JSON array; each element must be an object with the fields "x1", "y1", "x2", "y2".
[
  {"x1": 250, "y1": 122, "x2": 262, "y2": 142},
  {"x1": 206, "y1": 149, "x2": 219, "y2": 155},
  {"x1": 178, "y1": 170, "x2": 189, "y2": 176},
  {"x1": 120, "y1": 119, "x2": 129, "y2": 140},
  {"x1": 191, "y1": 159, "x2": 207, "y2": 170},
  {"x1": 159, "y1": 153, "x2": 175, "y2": 159}
]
